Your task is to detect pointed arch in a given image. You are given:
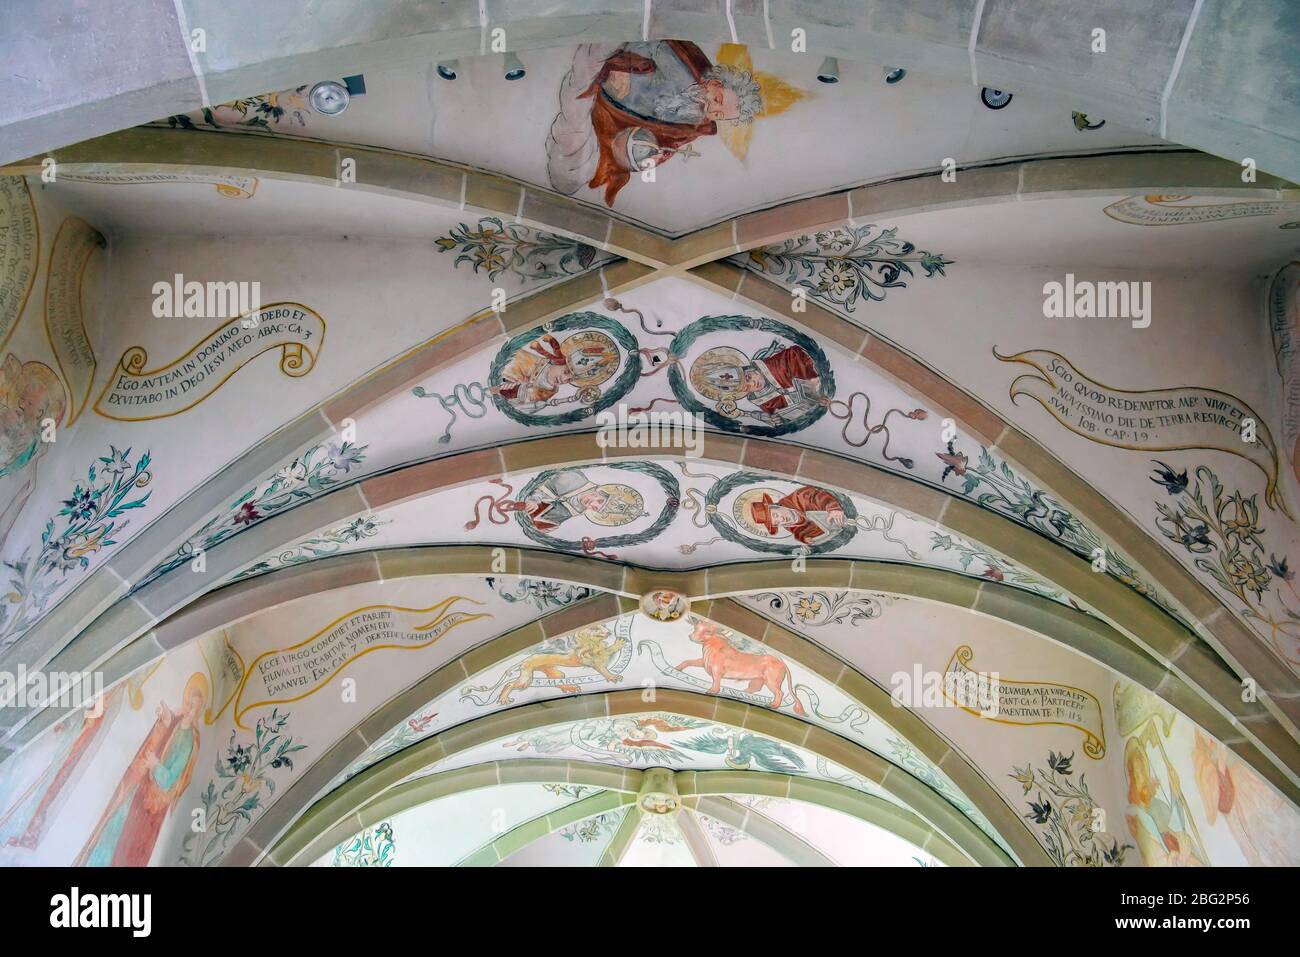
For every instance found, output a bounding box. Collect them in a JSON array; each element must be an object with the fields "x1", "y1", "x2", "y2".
[{"x1": 261, "y1": 690, "x2": 1017, "y2": 867}]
